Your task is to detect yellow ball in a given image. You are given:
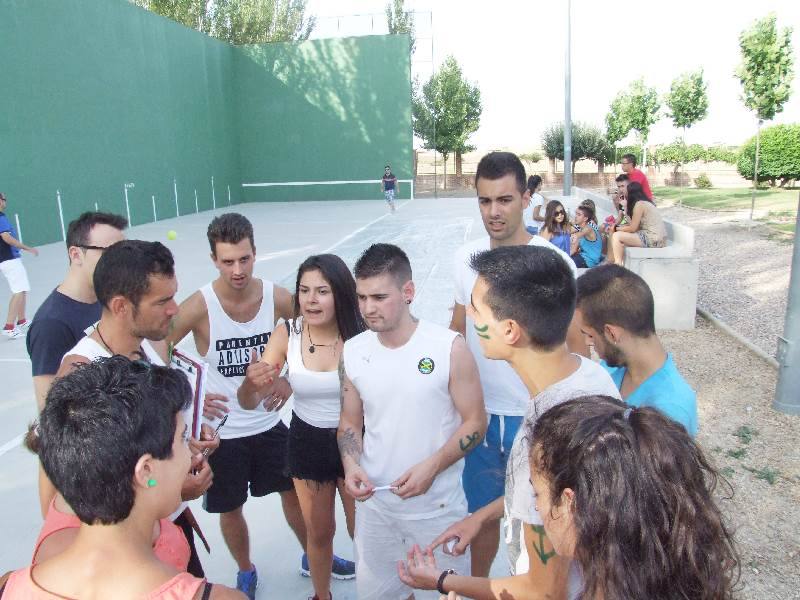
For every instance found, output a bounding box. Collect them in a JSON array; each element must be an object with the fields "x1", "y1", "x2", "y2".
[{"x1": 167, "y1": 230, "x2": 177, "y2": 240}]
